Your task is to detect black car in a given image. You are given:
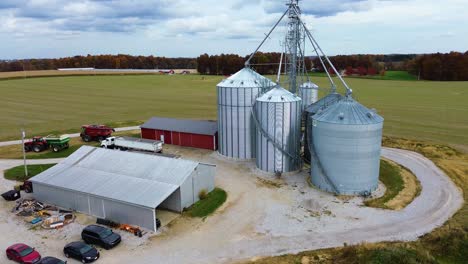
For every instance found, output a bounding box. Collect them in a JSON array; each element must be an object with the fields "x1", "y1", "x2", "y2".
[
  {"x1": 81, "y1": 225, "x2": 121, "y2": 250},
  {"x1": 39, "y1": 256, "x2": 67, "y2": 264},
  {"x1": 63, "y1": 242, "x2": 99, "y2": 263}
]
